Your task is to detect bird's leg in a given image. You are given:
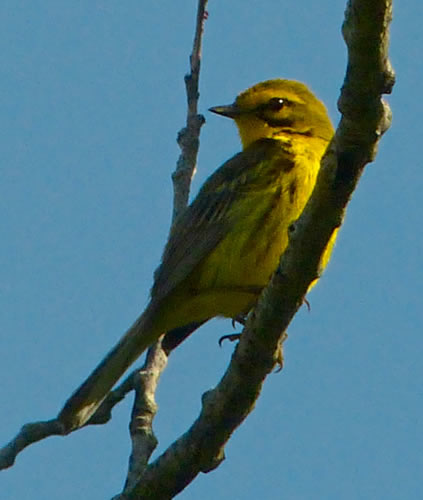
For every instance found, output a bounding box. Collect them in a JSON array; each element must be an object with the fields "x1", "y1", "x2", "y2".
[{"x1": 231, "y1": 313, "x2": 247, "y2": 328}]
